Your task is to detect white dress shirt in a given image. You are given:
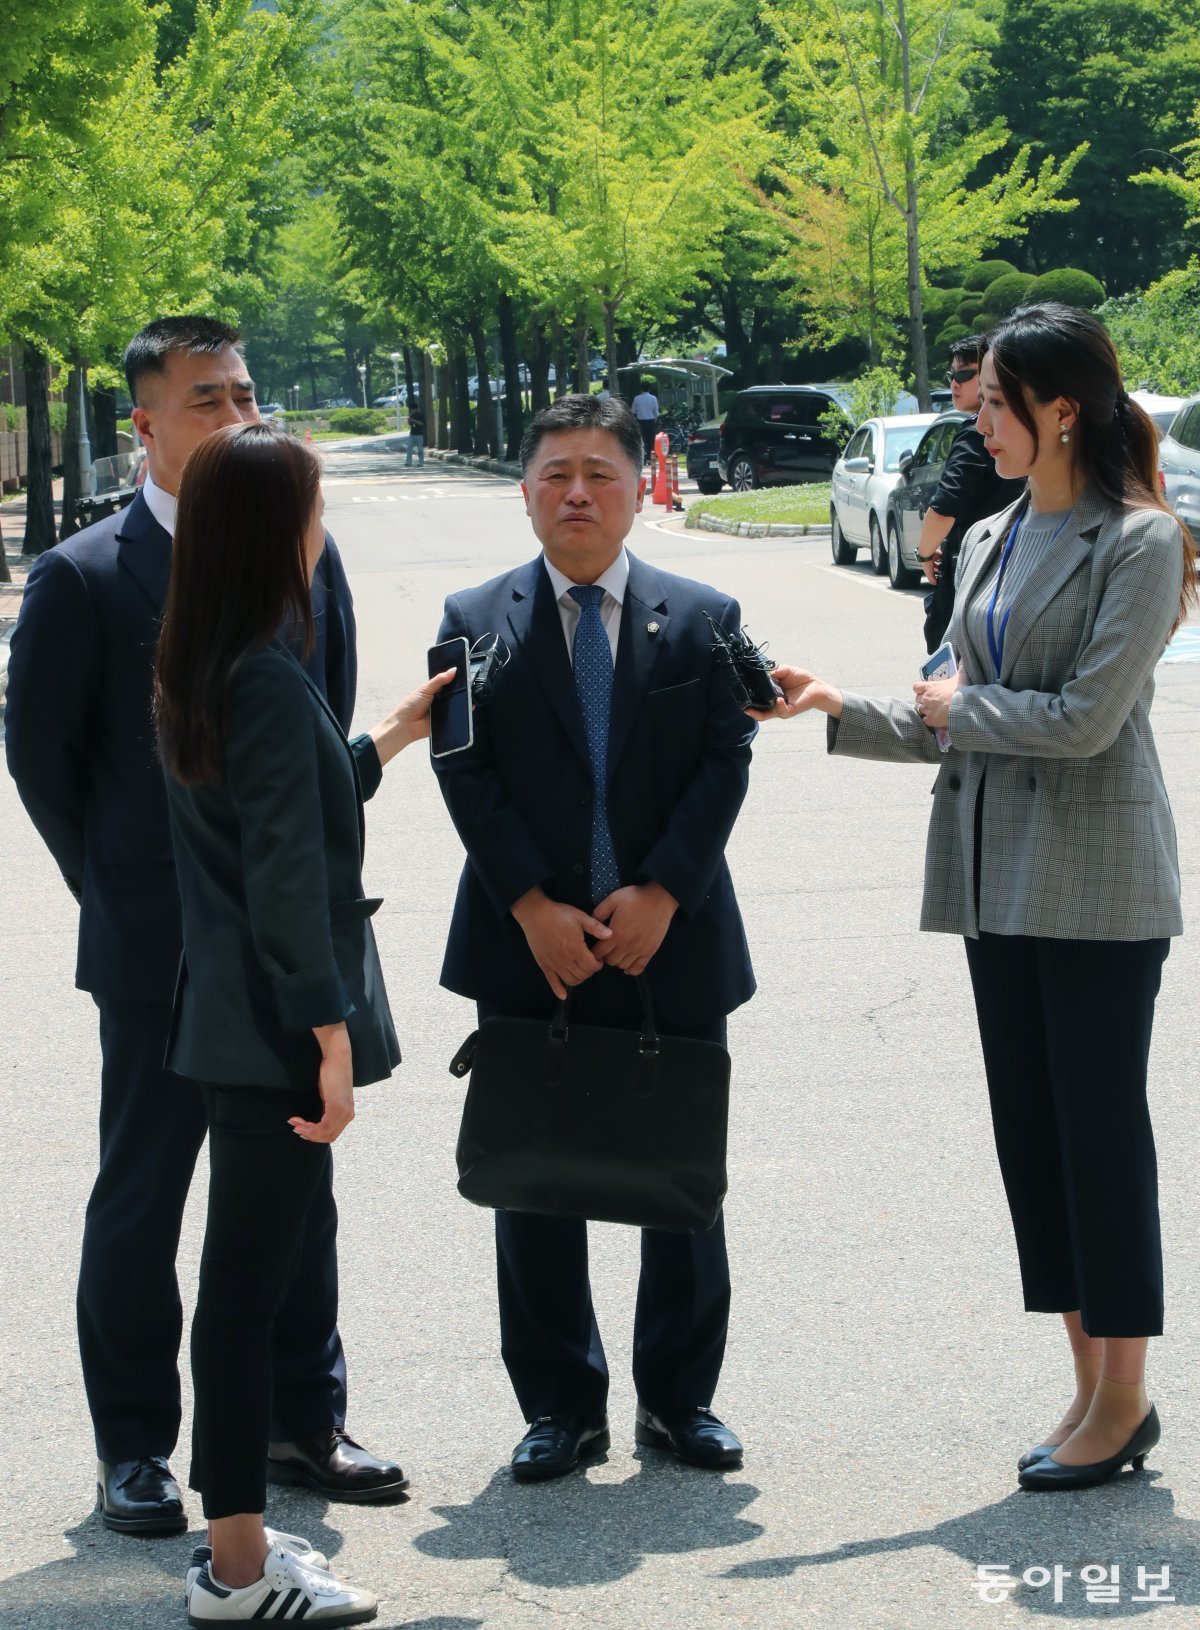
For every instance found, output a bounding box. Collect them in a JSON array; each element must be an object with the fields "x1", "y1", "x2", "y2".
[
  {"x1": 542, "y1": 548, "x2": 629, "y2": 663},
  {"x1": 141, "y1": 473, "x2": 177, "y2": 537}
]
